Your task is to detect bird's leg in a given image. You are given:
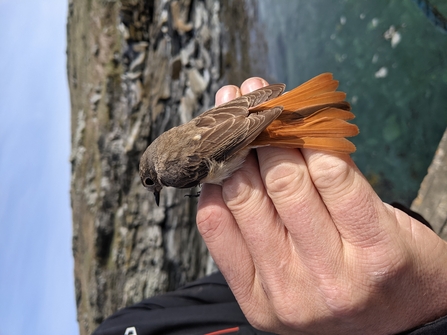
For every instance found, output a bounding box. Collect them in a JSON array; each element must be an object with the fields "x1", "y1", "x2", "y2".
[{"x1": 184, "y1": 192, "x2": 201, "y2": 198}]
